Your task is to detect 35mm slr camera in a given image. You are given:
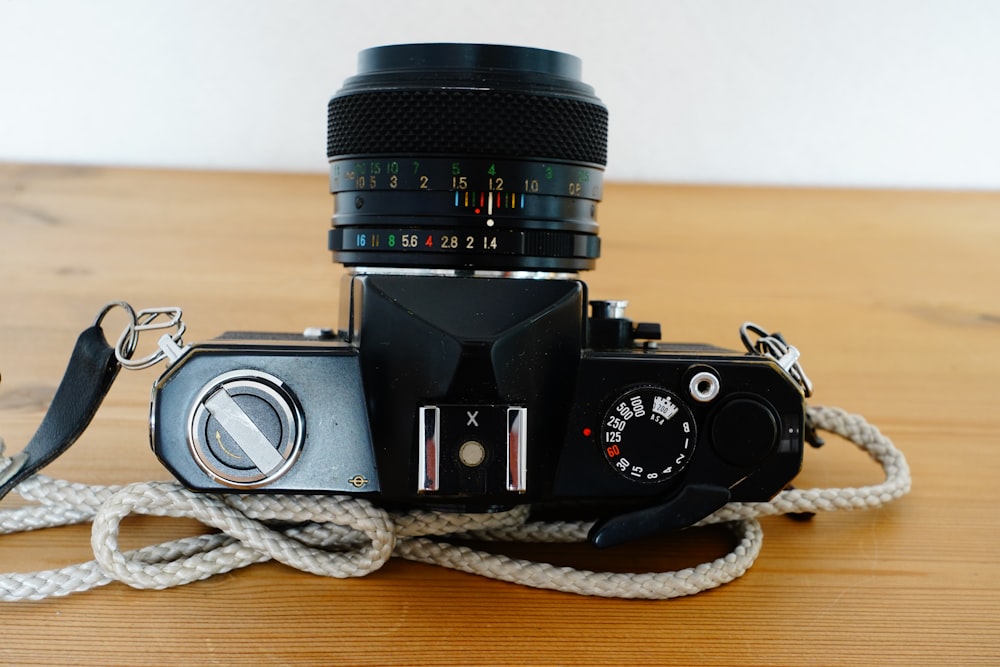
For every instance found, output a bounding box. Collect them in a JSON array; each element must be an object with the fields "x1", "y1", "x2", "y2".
[{"x1": 150, "y1": 43, "x2": 808, "y2": 547}]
